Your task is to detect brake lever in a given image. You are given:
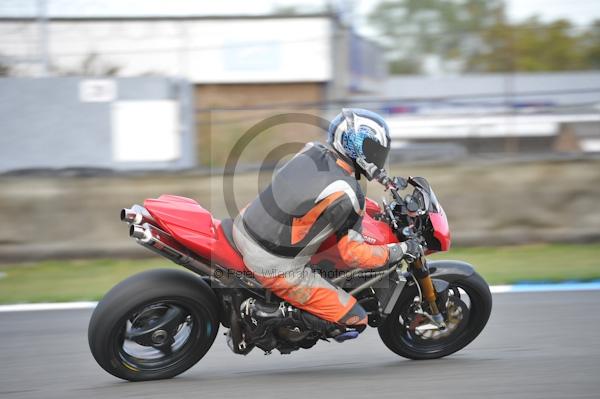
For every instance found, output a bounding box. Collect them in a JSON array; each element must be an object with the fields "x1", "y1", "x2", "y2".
[
  {"x1": 381, "y1": 197, "x2": 398, "y2": 230},
  {"x1": 374, "y1": 170, "x2": 407, "y2": 204}
]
